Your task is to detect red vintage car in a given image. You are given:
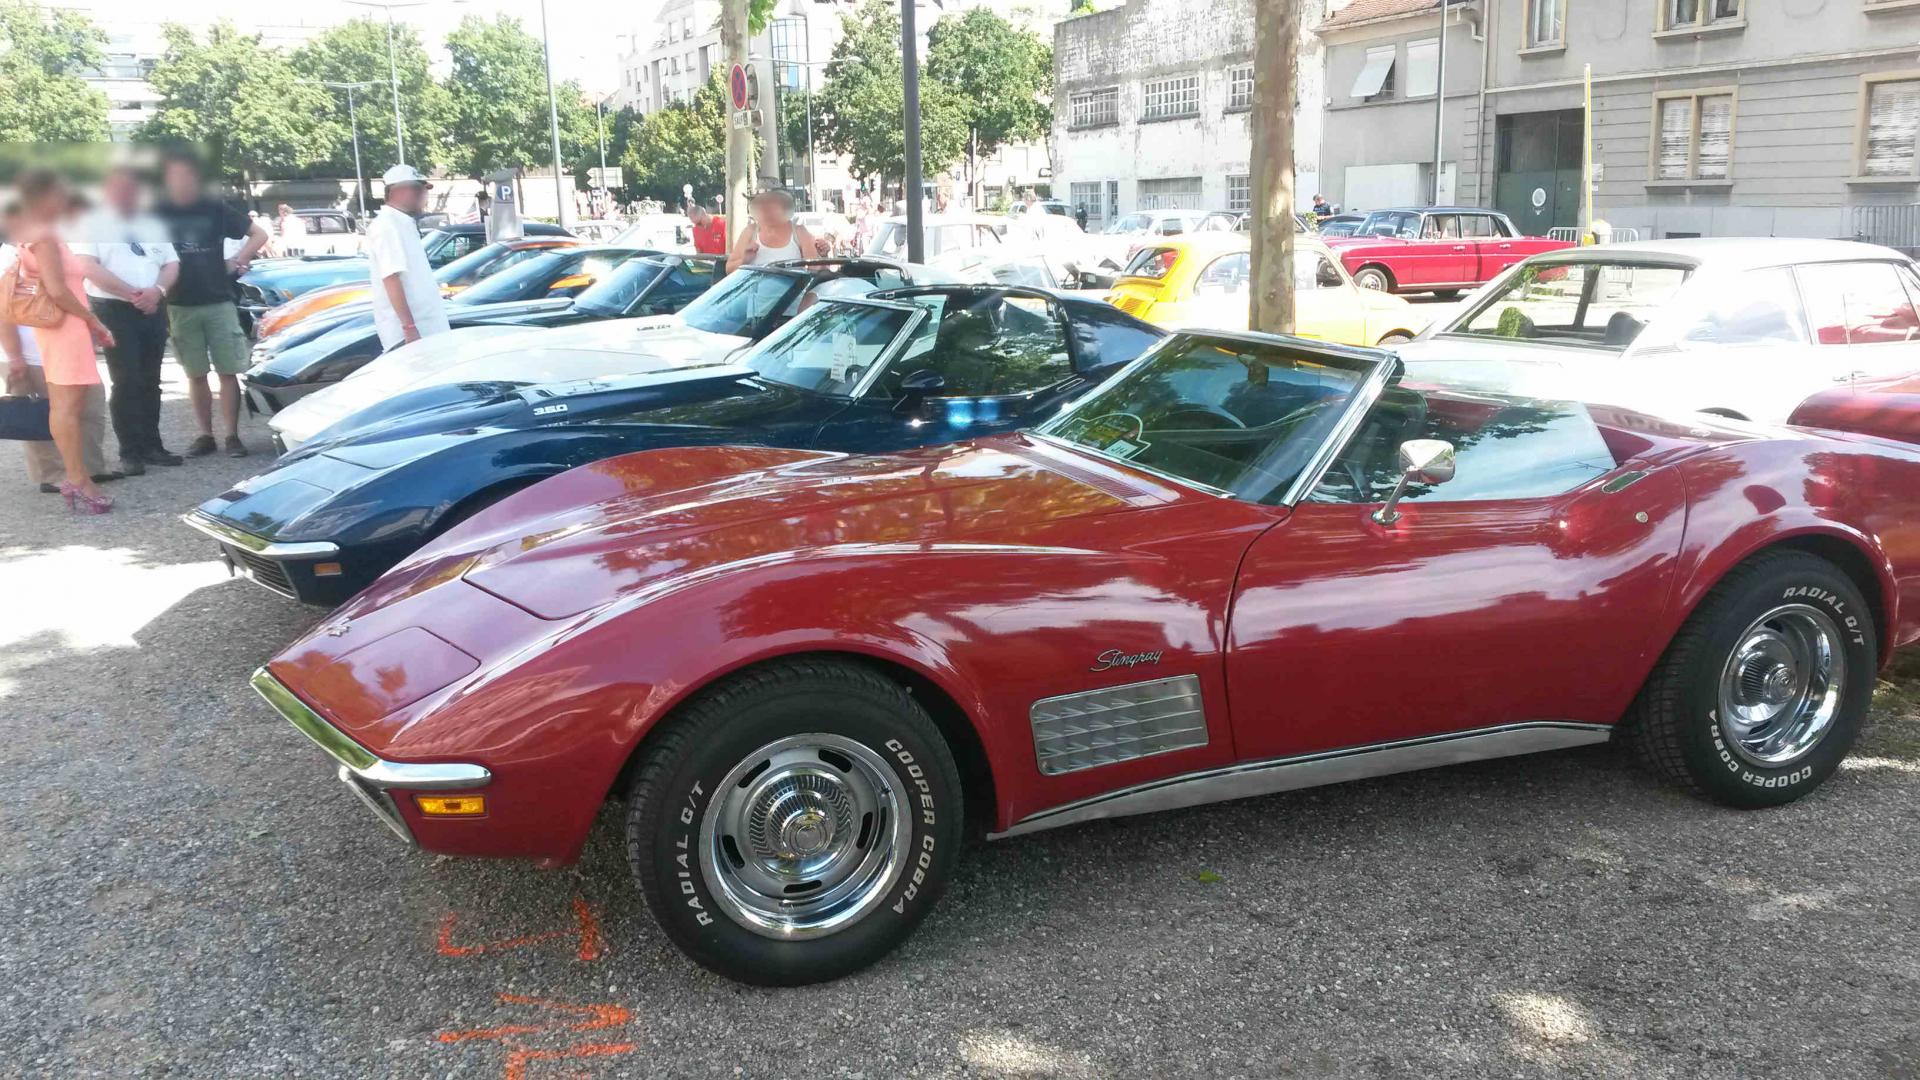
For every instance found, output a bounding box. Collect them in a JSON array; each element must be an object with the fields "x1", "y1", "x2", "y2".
[
  {"x1": 1325, "y1": 207, "x2": 1575, "y2": 296},
  {"x1": 1790, "y1": 373, "x2": 1920, "y2": 445},
  {"x1": 253, "y1": 330, "x2": 1920, "y2": 985}
]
